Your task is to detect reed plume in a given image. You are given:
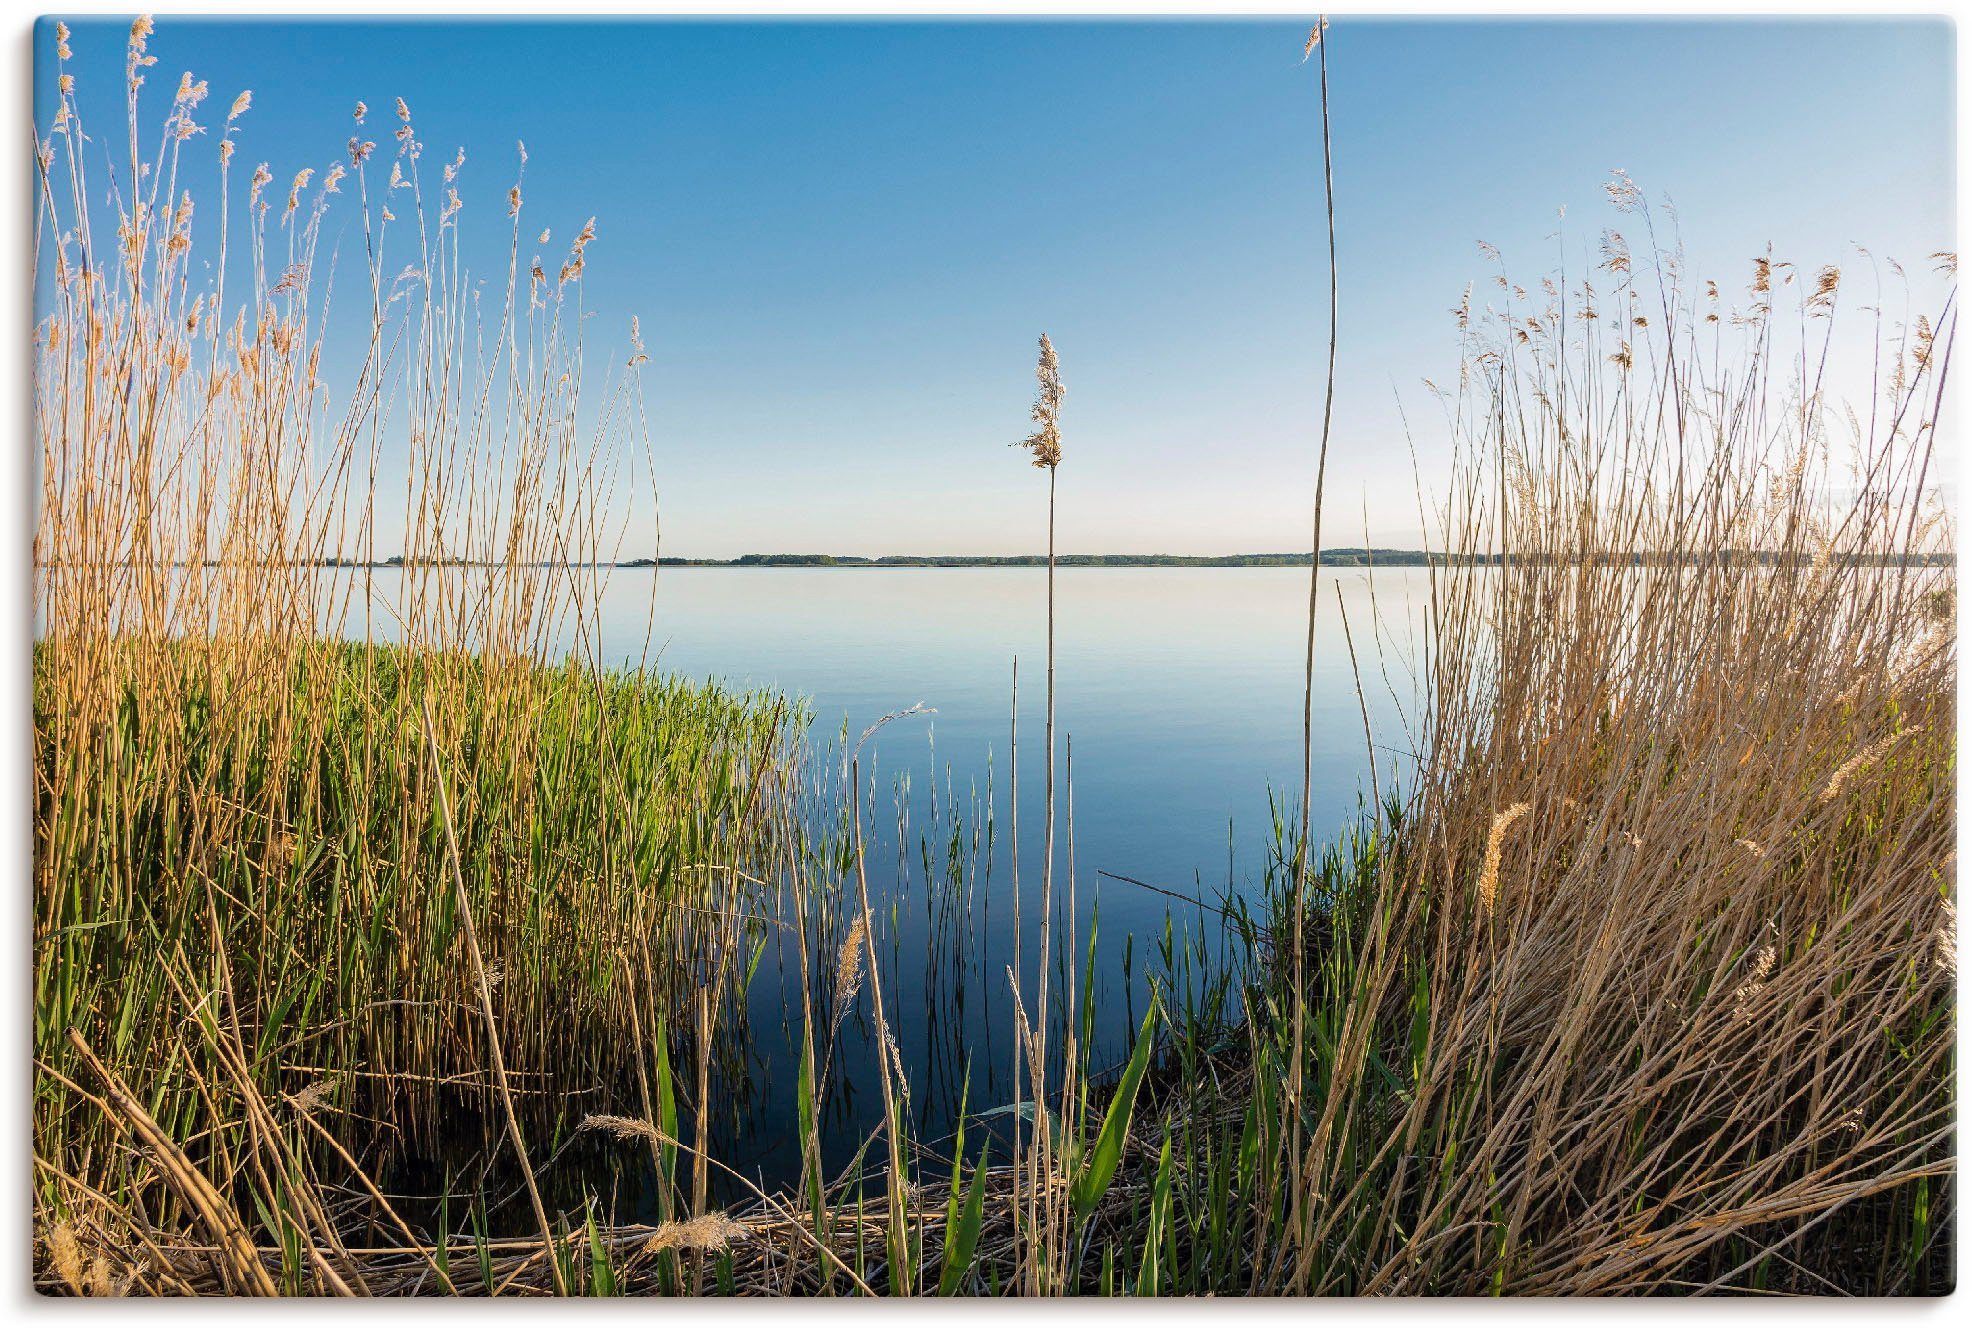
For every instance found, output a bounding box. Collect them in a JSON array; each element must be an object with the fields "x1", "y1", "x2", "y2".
[
  {"x1": 1018, "y1": 334, "x2": 1064, "y2": 469},
  {"x1": 643, "y1": 1213, "x2": 751, "y2": 1255},
  {"x1": 1475, "y1": 801, "x2": 1531, "y2": 914}
]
